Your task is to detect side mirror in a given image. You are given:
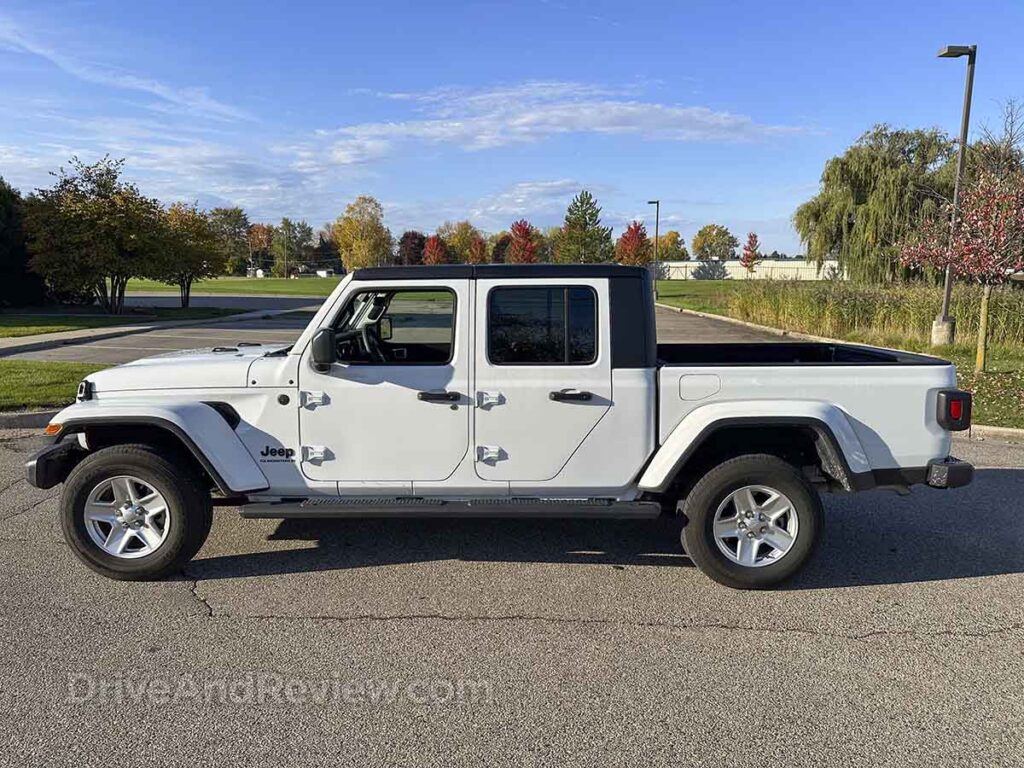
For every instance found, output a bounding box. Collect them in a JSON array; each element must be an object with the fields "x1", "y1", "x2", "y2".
[
  {"x1": 310, "y1": 328, "x2": 336, "y2": 371},
  {"x1": 378, "y1": 317, "x2": 393, "y2": 341}
]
